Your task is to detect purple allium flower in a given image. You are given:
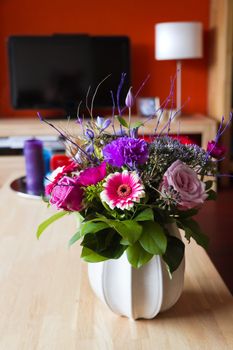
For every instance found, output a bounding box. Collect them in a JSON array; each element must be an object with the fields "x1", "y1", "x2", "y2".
[
  {"x1": 103, "y1": 137, "x2": 149, "y2": 168},
  {"x1": 207, "y1": 140, "x2": 226, "y2": 159}
]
